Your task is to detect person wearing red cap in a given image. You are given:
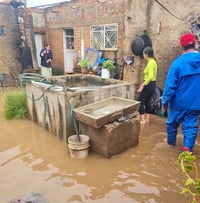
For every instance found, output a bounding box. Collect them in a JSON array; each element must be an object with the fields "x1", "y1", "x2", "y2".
[{"x1": 162, "y1": 33, "x2": 200, "y2": 152}]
